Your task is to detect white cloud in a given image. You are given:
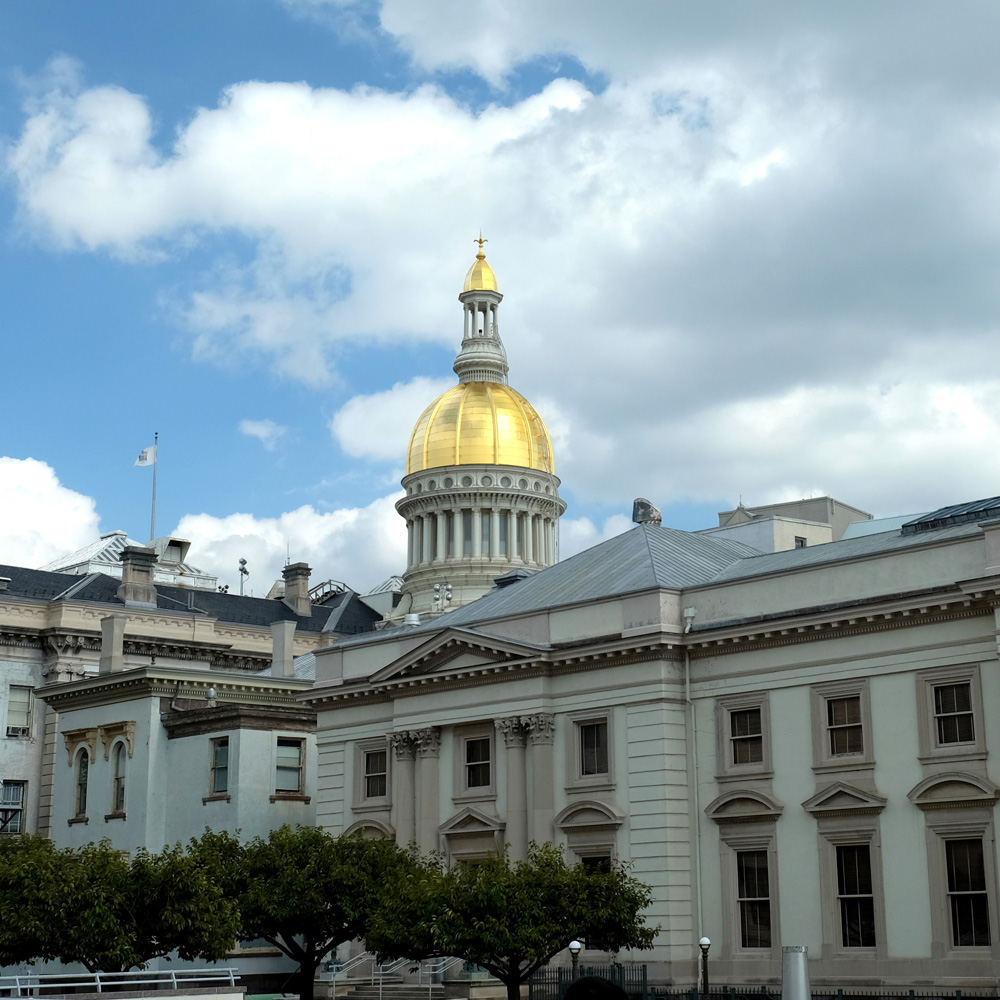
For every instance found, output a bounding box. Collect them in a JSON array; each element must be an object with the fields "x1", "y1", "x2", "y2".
[
  {"x1": 0, "y1": 458, "x2": 100, "y2": 568},
  {"x1": 330, "y1": 376, "x2": 454, "y2": 462},
  {"x1": 173, "y1": 493, "x2": 406, "y2": 595},
  {"x1": 239, "y1": 418, "x2": 288, "y2": 451},
  {"x1": 559, "y1": 514, "x2": 632, "y2": 560},
  {"x1": 9, "y1": 12, "x2": 1000, "y2": 524}
]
